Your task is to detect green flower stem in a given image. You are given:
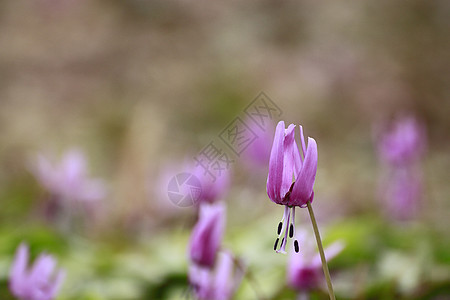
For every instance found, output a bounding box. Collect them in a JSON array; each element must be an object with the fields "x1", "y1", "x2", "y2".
[{"x1": 306, "y1": 201, "x2": 336, "y2": 300}]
